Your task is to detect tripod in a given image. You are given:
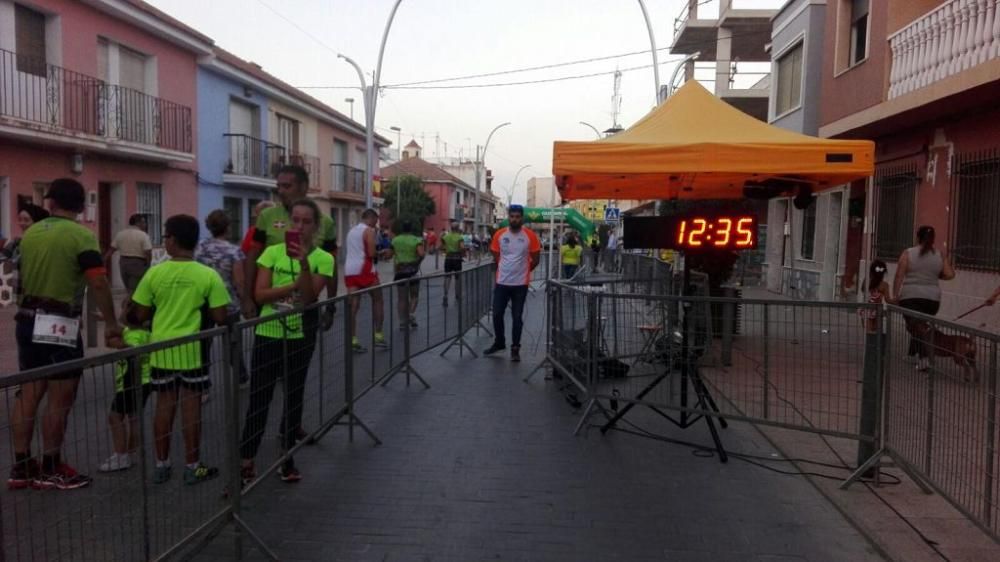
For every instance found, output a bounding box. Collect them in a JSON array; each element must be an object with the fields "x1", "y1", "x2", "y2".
[{"x1": 597, "y1": 259, "x2": 729, "y2": 462}]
